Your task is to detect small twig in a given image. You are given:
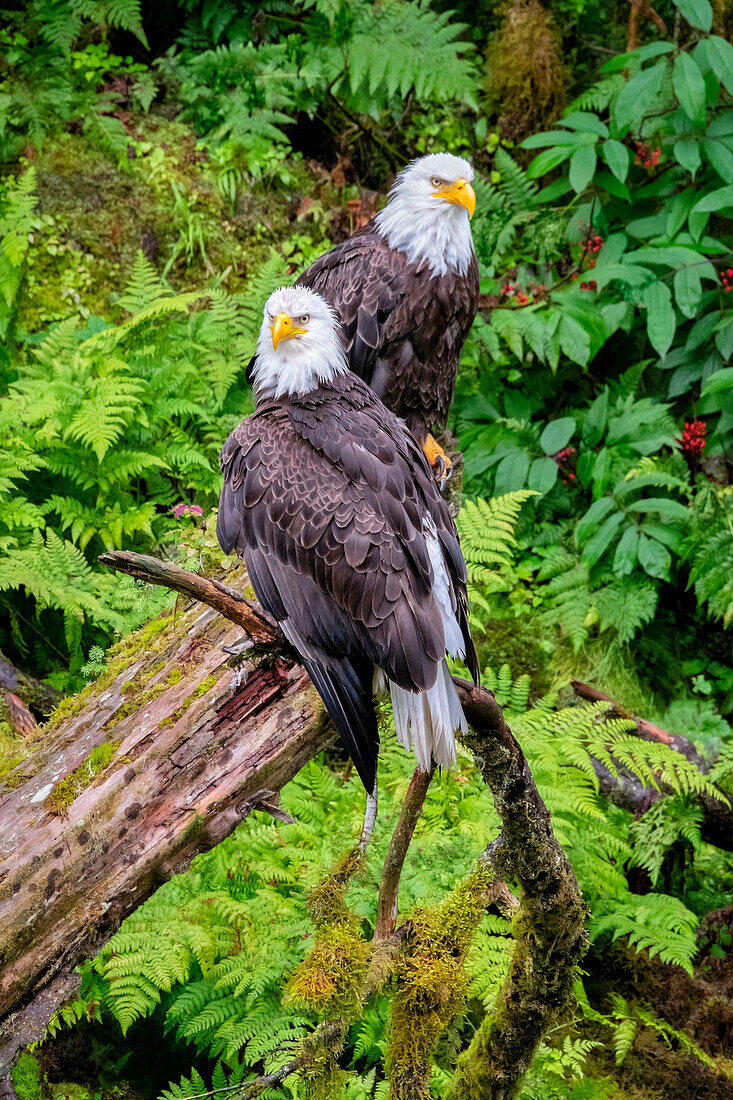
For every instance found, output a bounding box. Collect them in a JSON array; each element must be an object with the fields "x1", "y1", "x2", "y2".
[
  {"x1": 98, "y1": 550, "x2": 278, "y2": 645},
  {"x1": 375, "y1": 766, "x2": 435, "y2": 939}
]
